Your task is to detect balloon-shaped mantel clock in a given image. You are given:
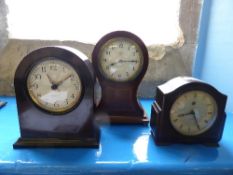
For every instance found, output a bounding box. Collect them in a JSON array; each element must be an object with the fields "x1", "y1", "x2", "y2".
[{"x1": 92, "y1": 31, "x2": 149, "y2": 125}]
